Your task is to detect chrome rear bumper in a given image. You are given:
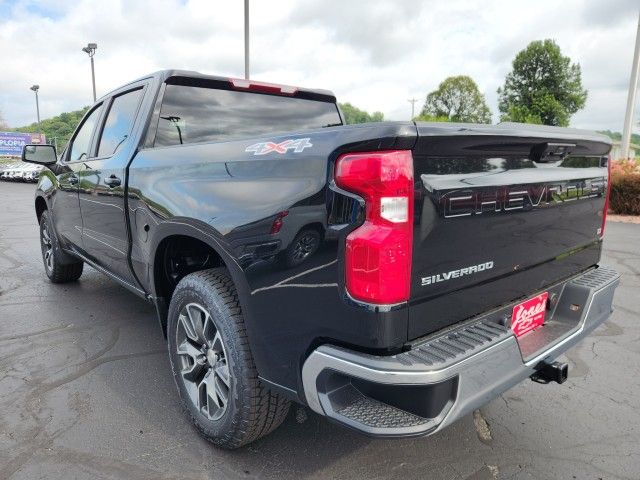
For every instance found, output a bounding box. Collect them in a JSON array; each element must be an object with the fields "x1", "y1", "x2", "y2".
[{"x1": 301, "y1": 266, "x2": 620, "y2": 437}]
